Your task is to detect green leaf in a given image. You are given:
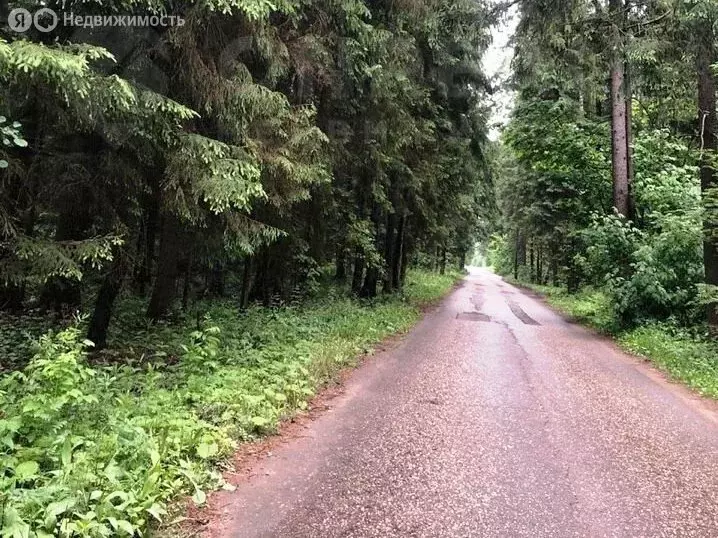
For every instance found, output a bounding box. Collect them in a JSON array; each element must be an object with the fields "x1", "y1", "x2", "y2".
[
  {"x1": 2, "y1": 506, "x2": 30, "y2": 538},
  {"x1": 104, "y1": 461, "x2": 123, "y2": 482},
  {"x1": 61, "y1": 437, "x2": 73, "y2": 466},
  {"x1": 15, "y1": 460, "x2": 39, "y2": 480},
  {"x1": 191, "y1": 488, "x2": 207, "y2": 506},
  {"x1": 251, "y1": 416, "x2": 269, "y2": 427},
  {"x1": 47, "y1": 498, "x2": 74, "y2": 517},
  {"x1": 146, "y1": 503, "x2": 166, "y2": 522},
  {"x1": 196, "y1": 442, "x2": 218, "y2": 459},
  {"x1": 116, "y1": 520, "x2": 135, "y2": 535}
]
